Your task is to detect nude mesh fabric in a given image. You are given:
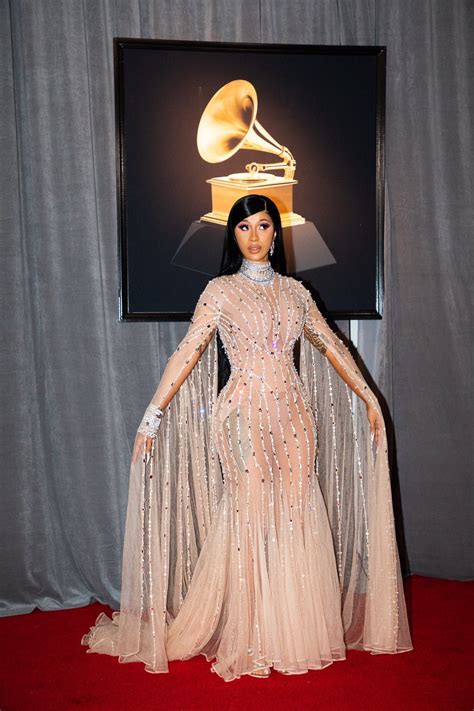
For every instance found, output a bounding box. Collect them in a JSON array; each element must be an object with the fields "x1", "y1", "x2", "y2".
[{"x1": 81, "y1": 274, "x2": 412, "y2": 680}]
